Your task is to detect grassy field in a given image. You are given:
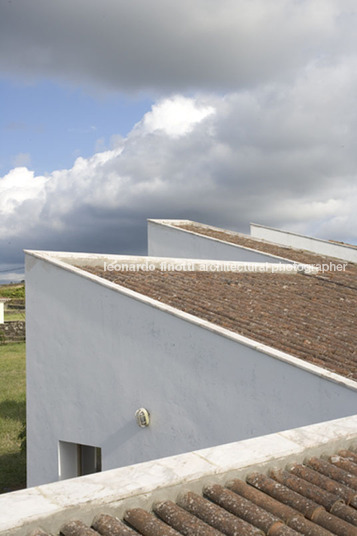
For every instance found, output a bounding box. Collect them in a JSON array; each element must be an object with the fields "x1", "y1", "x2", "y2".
[
  {"x1": 4, "y1": 310, "x2": 26, "y2": 322},
  {"x1": 0, "y1": 343, "x2": 26, "y2": 493},
  {"x1": 0, "y1": 283, "x2": 25, "y2": 323},
  {"x1": 0, "y1": 284, "x2": 25, "y2": 300}
]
